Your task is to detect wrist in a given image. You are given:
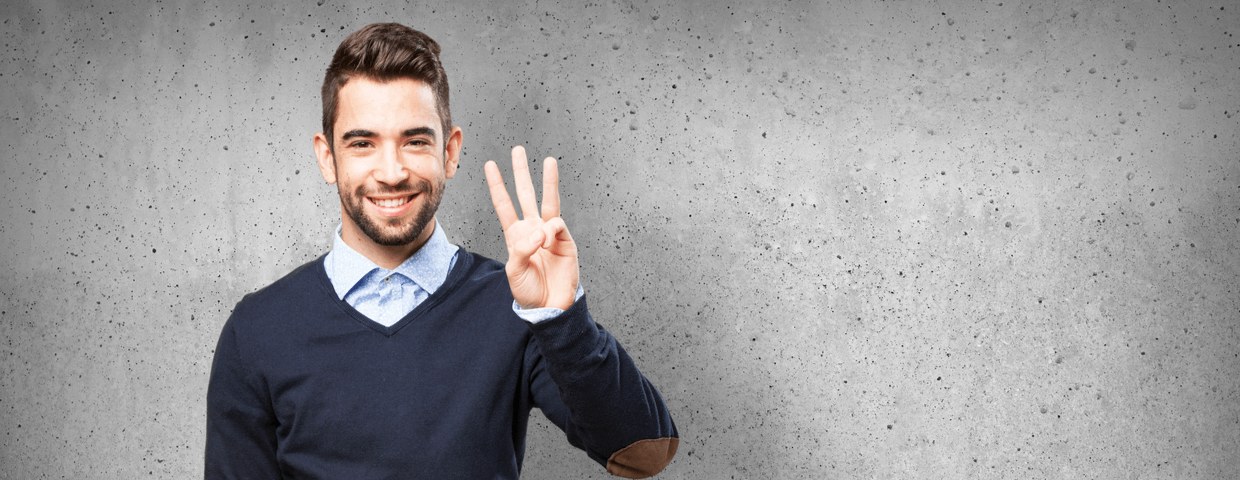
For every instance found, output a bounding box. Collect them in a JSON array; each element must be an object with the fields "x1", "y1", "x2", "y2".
[{"x1": 513, "y1": 284, "x2": 585, "y2": 321}]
